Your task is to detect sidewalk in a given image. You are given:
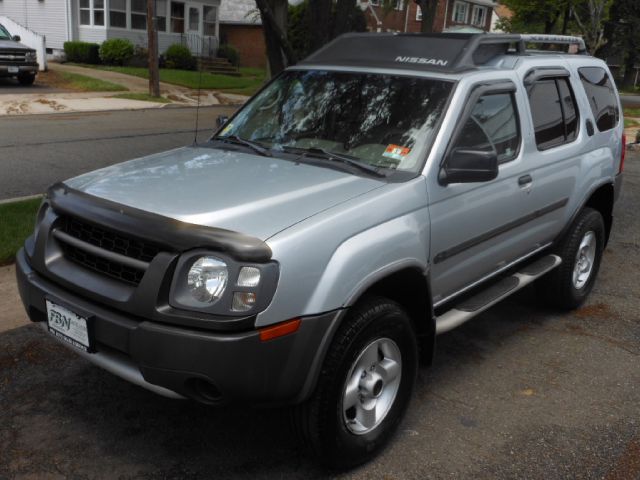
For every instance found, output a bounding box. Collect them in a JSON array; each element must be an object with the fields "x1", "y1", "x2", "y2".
[{"x1": 0, "y1": 63, "x2": 248, "y2": 116}]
